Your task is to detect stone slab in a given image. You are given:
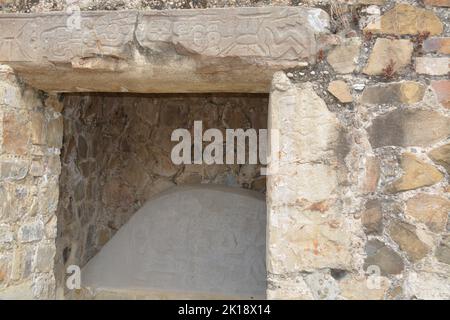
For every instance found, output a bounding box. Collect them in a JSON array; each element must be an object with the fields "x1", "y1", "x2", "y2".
[
  {"x1": 81, "y1": 185, "x2": 266, "y2": 299},
  {"x1": 0, "y1": 7, "x2": 329, "y2": 93}
]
